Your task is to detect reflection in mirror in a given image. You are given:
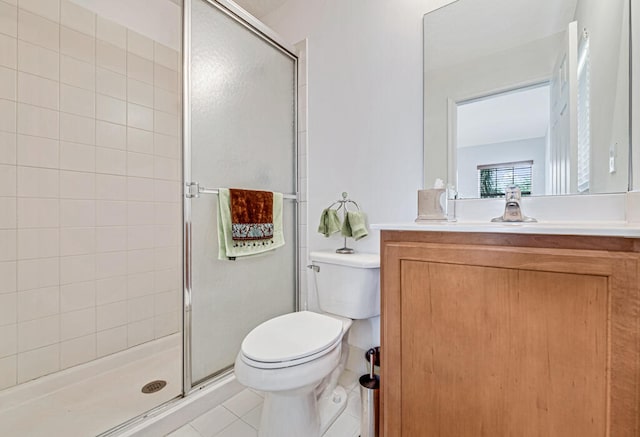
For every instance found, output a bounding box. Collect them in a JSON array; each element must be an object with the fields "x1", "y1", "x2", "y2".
[{"x1": 423, "y1": 0, "x2": 630, "y2": 198}]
